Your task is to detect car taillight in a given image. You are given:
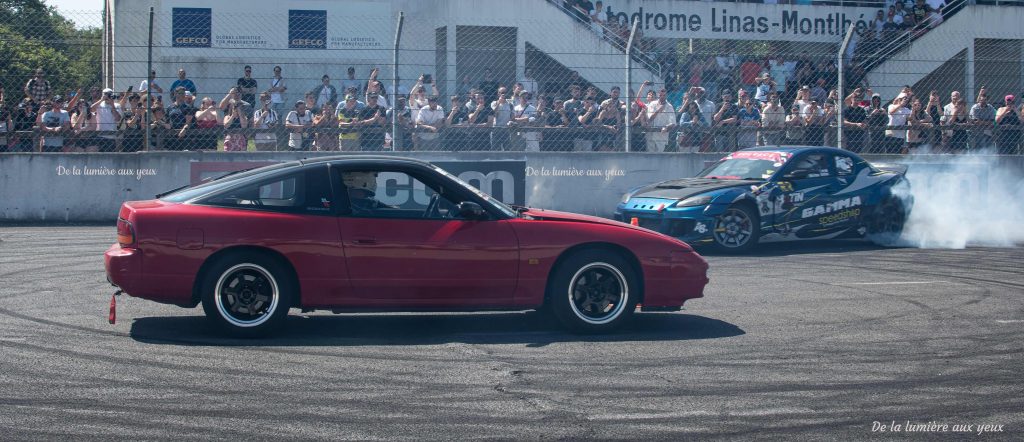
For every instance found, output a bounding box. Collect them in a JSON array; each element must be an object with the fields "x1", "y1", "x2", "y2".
[{"x1": 117, "y1": 218, "x2": 136, "y2": 247}]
